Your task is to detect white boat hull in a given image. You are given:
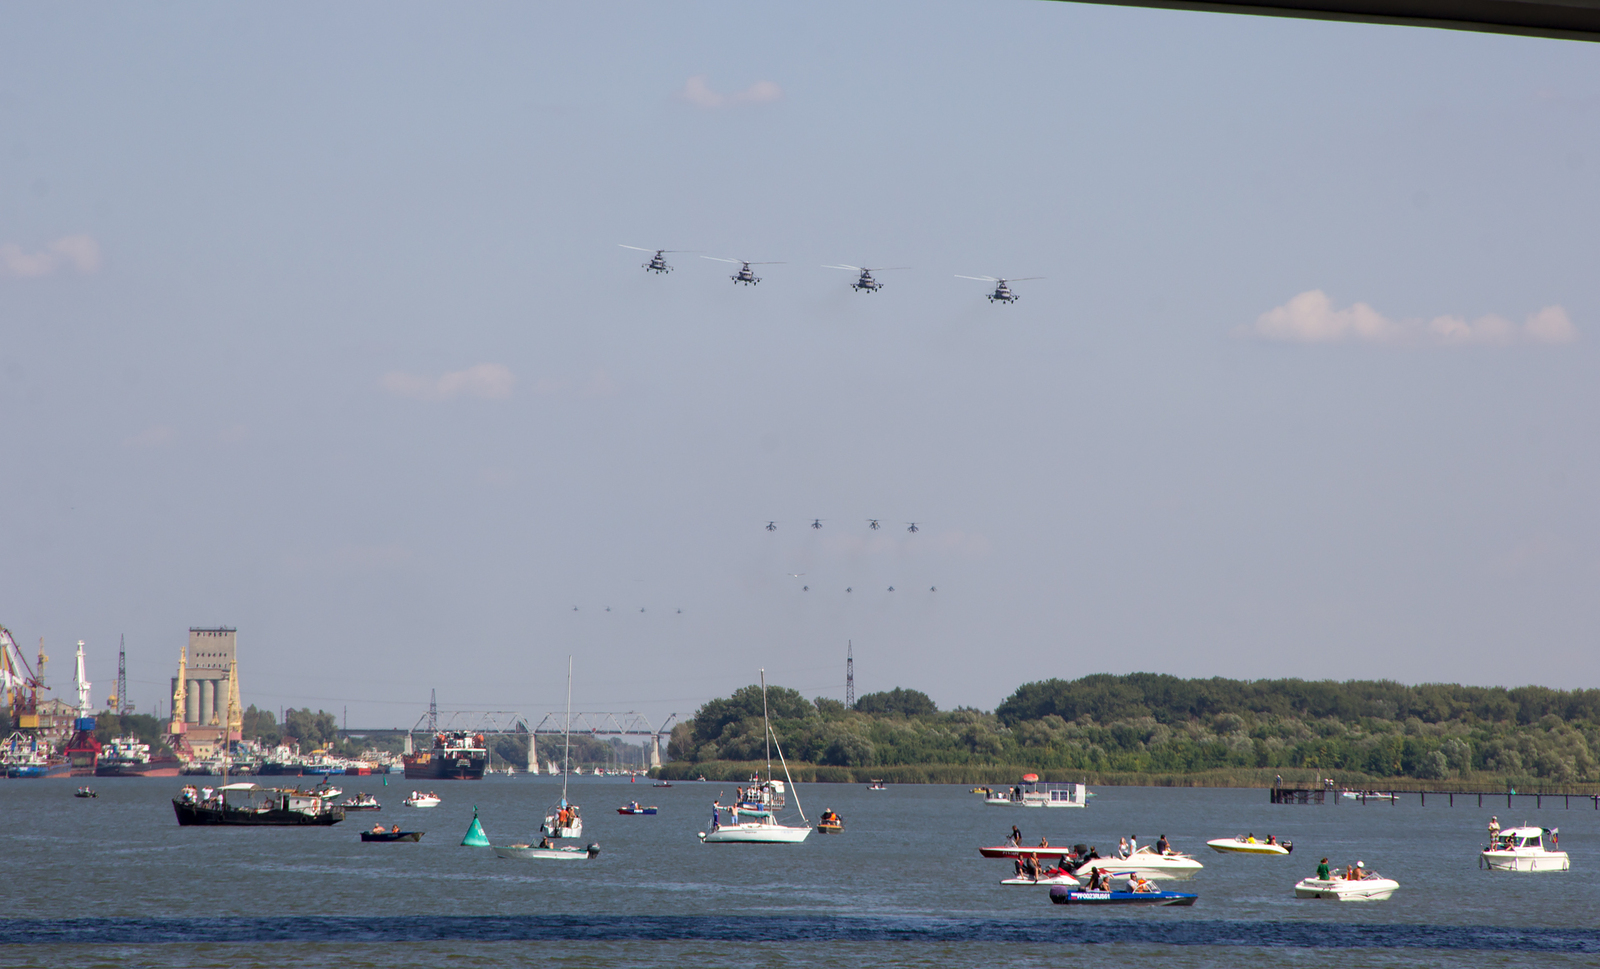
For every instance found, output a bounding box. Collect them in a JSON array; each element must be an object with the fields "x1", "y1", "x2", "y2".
[
  {"x1": 1207, "y1": 838, "x2": 1290, "y2": 855},
  {"x1": 1481, "y1": 850, "x2": 1570, "y2": 872},
  {"x1": 1000, "y1": 874, "x2": 1081, "y2": 886},
  {"x1": 403, "y1": 797, "x2": 440, "y2": 808},
  {"x1": 492, "y1": 843, "x2": 599, "y2": 860},
  {"x1": 1294, "y1": 877, "x2": 1399, "y2": 901},
  {"x1": 699, "y1": 822, "x2": 811, "y2": 843},
  {"x1": 542, "y1": 817, "x2": 583, "y2": 839},
  {"x1": 1077, "y1": 851, "x2": 1204, "y2": 881}
]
